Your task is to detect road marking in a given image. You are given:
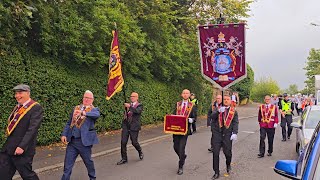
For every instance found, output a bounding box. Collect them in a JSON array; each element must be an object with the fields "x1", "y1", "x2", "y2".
[
  {"x1": 13, "y1": 115, "x2": 259, "y2": 179},
  {"x1": 241, "y1": 131, "x2": 255, "y2": 134}
]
